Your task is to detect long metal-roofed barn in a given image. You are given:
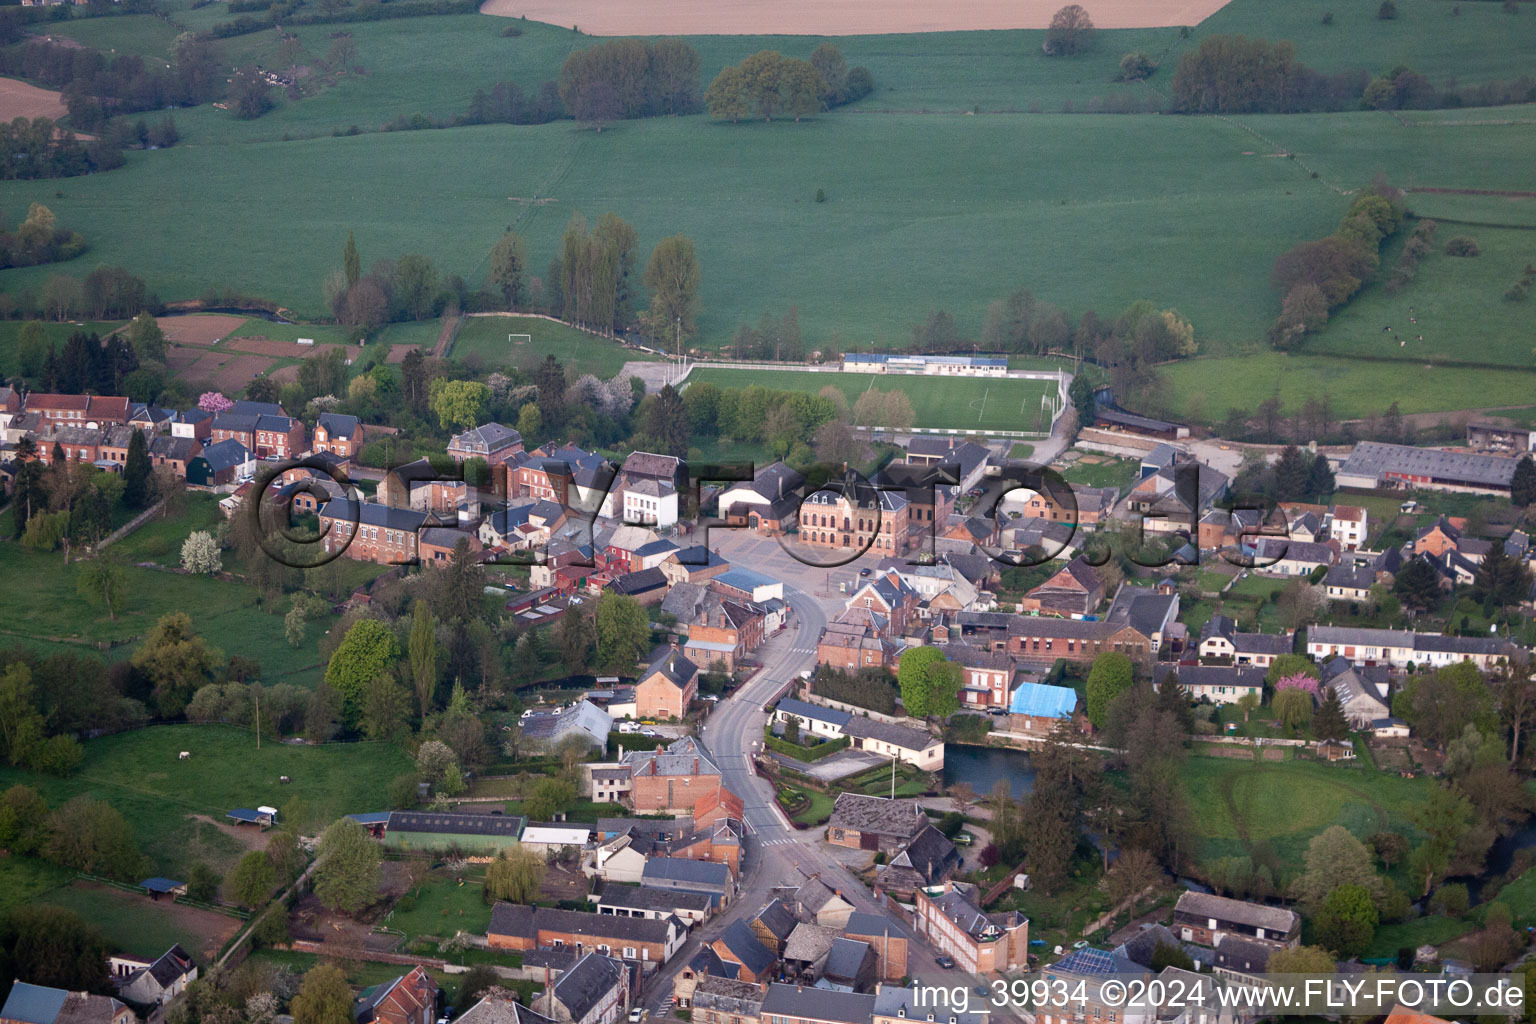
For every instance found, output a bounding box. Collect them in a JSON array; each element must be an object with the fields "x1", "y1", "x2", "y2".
[{"x1": 382, "y1": 810, "x2": 527, "y2": 853}]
